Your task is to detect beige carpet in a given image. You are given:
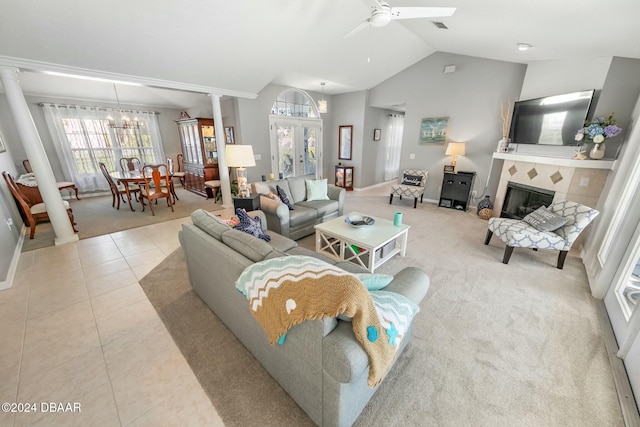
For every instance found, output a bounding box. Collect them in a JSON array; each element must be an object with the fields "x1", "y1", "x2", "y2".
[
  {"x1": 139, "y1": 193, "x2": 624, "y2": 426},
  {"x1": 21, "y1": 187, "x2": 223, "y2": 252}
]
